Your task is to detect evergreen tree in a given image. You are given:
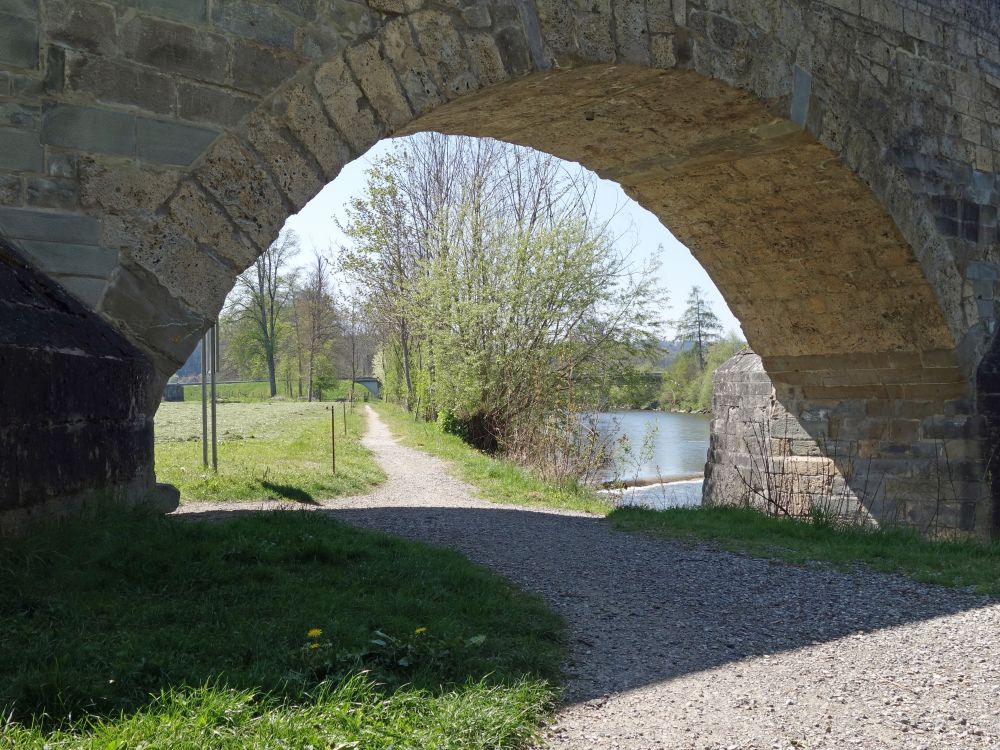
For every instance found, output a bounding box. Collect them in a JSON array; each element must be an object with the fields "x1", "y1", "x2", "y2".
[{"x1": 674, "y1": 286, "x2": 723, "y2": 371}]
